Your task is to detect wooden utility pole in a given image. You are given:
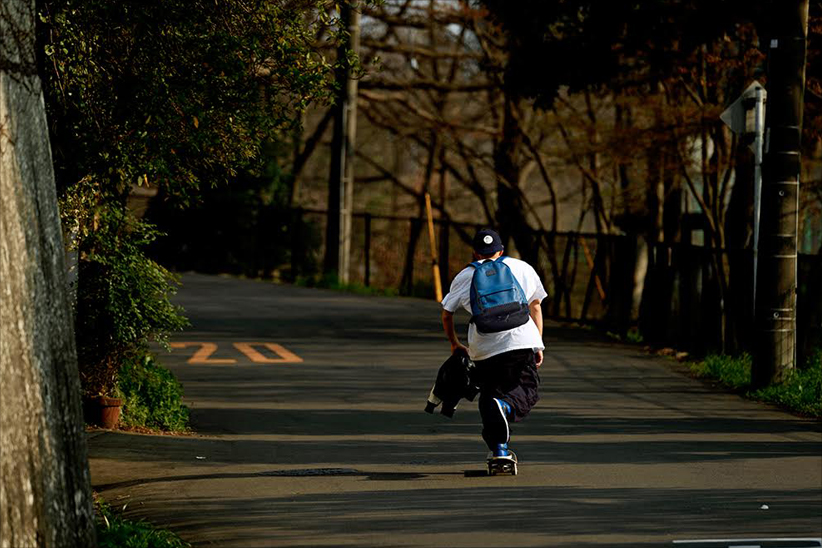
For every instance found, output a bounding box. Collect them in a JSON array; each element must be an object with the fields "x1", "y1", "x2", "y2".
[
  {"x1": 753, "y1": 0, "x2": 809, "y2": 387},
  {"x1": 324, "y1": 1, "x2": 360, "y2": 283}
]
